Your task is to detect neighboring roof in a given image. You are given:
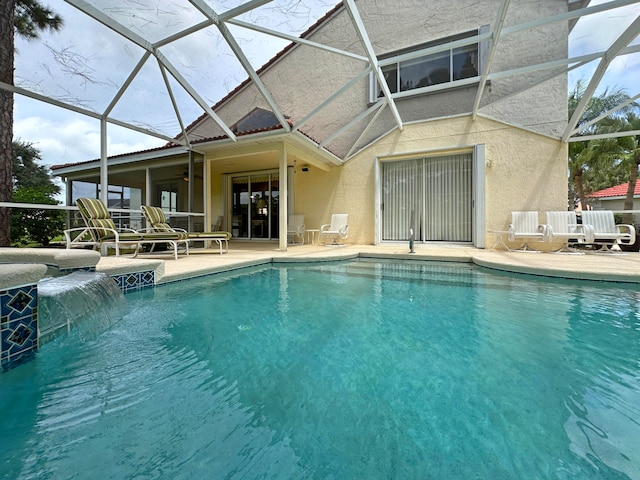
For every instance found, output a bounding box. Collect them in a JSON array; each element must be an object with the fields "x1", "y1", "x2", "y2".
[{"x1": 589, "y1": 182, "x2": 640, "y2": 198}]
